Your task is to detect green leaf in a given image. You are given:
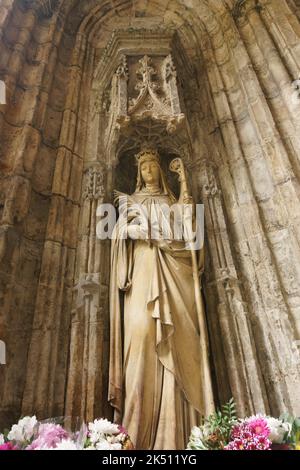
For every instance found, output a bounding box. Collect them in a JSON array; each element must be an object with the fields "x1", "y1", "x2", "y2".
[
  {"x1": 294, "y1": 418, "x2": 300, "y2": 429},
  {"x1": 280, "y1": 413, "x2": 294, "y2": 424}
]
